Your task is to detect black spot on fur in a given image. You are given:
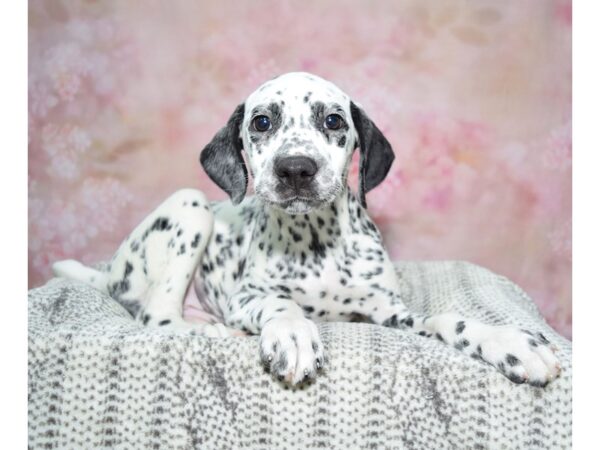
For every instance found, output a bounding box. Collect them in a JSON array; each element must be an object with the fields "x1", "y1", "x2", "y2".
[
  {"x1": 152, "y1": 217, "x2": 171, "y2": 231},
  {"x1": 529, "y1": 379, "x2": 549, "y2": 388},
  {"x1": 124, "y1": 262, "x2": 133, "y2": 277},
  {"x1": 158, "y1": 319, "x2": 171, "y2": 326},
  {"x1": 470, "y1": 352, "x2": 483, "y2": 361},
  {"x1": 272, "y1": 352, "x2": 288, "y2": 375},
  {"x1": 506, "y1": 354, "x2": 520, "y2": 366},
  {"x1": 382, "y1": 314, "x2": 398, "y2": 327},
  {"x1": 454, "y1": 339, "x2": 470, "y2": 351},
  {"x1": 290, "y1": 227, "x2": 303, "y2": 242},
  {"x1": 537, "y1": 333, "x2": 550, "y2": 345},
  {"x1": 108, "y1": 261, "x2": 134, "y2": 298},
  {"x1": 507, "y1": 372, "x2": 526, "y2": 384},
  {"x1": 310, "y1": 102, "x2": 326, "y2": 133},
  {"x1": 455, "y1": 321, "x2": 466, "y2": 334},
  {"x1": 276, "y1": 285, "x2": 292, "y2": 294},
  {"x1": 308, "y1": 226, "x2": 326, "y2": 257},
  {"x1": 235, "y1": 258, "x2": 246, "y2": 280}
]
